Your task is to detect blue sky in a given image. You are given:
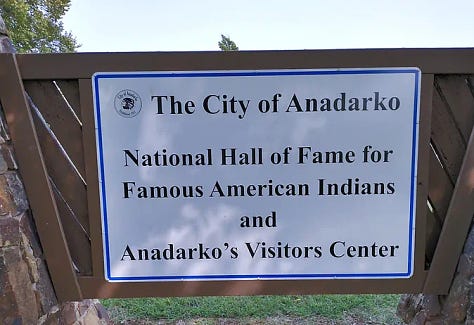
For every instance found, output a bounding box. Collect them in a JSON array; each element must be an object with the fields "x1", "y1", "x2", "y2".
[{"x1": 63, "y1": 0, "x2": 474, "y2": 52}]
